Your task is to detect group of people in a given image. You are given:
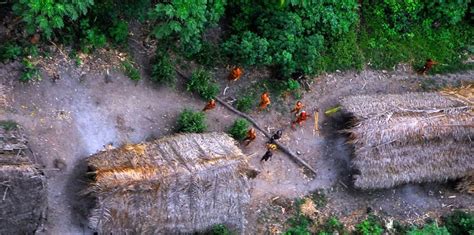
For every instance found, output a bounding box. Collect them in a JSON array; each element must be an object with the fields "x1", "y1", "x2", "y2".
[{"x1": 202, "y1": 67, "x2": 314, "y2": 162}]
